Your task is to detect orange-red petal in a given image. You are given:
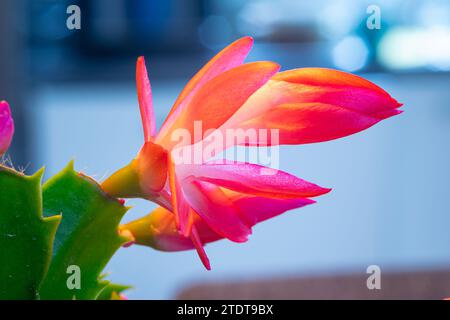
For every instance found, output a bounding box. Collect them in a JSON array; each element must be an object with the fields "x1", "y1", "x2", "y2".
[
  {"x1": 136, "y1": 141, "x2": 168, "y2": 193},
  {"x1": 222, "y1": 68, "x2": 402, "y2": 145},
  {"x1": 158, "y1": 36, "x2": 254, "y2": 139},
  {"x1": 157, "y1": 61, "x2": 280, "y2": 150},
  {"x1": 136, "y1": 56, "x2": 156, "y2": 141}
]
